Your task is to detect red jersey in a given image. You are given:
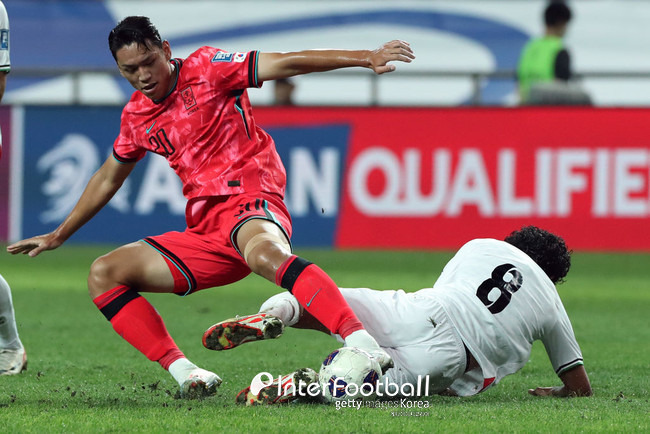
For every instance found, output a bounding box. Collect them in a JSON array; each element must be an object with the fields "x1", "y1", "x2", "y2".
[{"x1": 113, "y1": 46, "x2": 286, "y2": 200}]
